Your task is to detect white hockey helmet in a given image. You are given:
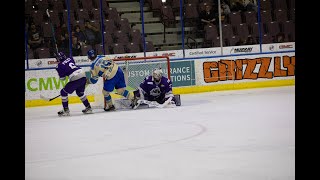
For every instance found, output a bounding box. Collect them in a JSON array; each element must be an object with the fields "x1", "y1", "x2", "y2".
[{"x1": 152, "y1": 68, "x2": 163, "y2": 82}]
